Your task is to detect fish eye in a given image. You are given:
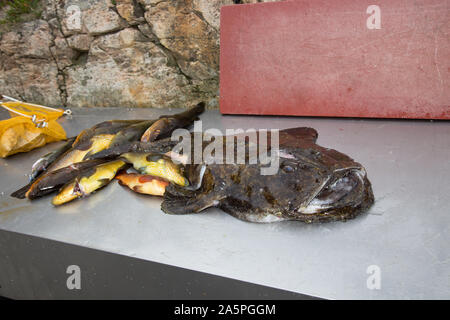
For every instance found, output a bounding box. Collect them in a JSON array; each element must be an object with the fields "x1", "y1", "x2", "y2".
[{"x1": 281, "y1": 162, "x2": 295, "y2": 173}]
